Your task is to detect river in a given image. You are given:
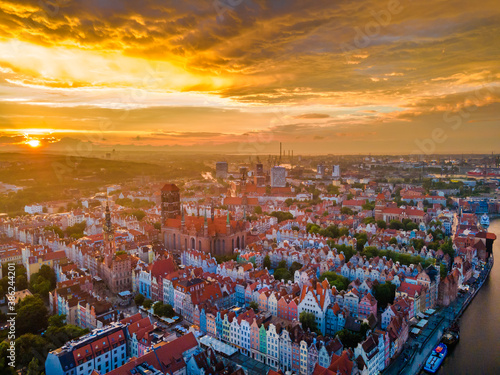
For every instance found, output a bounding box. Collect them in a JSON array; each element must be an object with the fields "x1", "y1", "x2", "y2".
[{"x1": 439, "y1": 219, "x2": 500, "y2": 374}]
